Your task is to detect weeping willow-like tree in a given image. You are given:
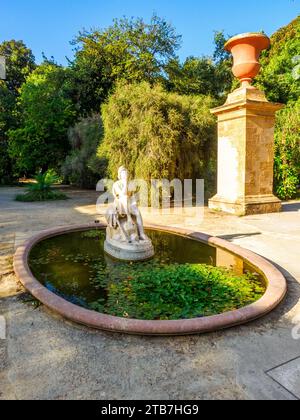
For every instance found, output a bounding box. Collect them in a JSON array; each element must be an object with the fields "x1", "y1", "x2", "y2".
[{"x1": 98, "y1": 81, "x2": 217, "y2": 191}]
